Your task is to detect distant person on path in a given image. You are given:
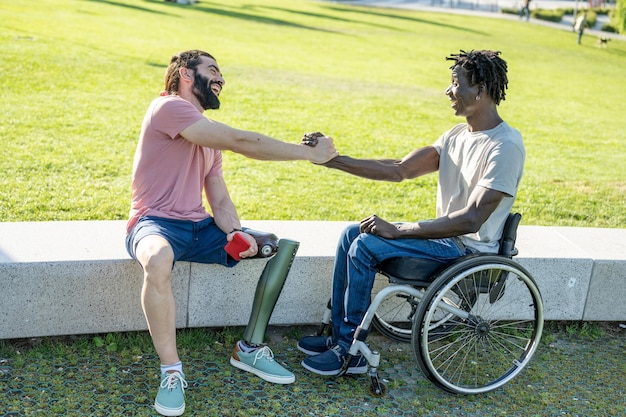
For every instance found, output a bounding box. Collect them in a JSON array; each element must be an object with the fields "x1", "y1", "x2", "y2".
[
  {"x1": 574, "y1": 11, "x2": 588, "y2": 44},
  {"x1": 126, "y1": 49, "x2": 337, "y2": 416},
  {"x1": 297, "y1": 50, "x2": 525, "y2": 376},
  {"x1": 519, "y1": 0, "x2": 531, "y2": 21}
]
